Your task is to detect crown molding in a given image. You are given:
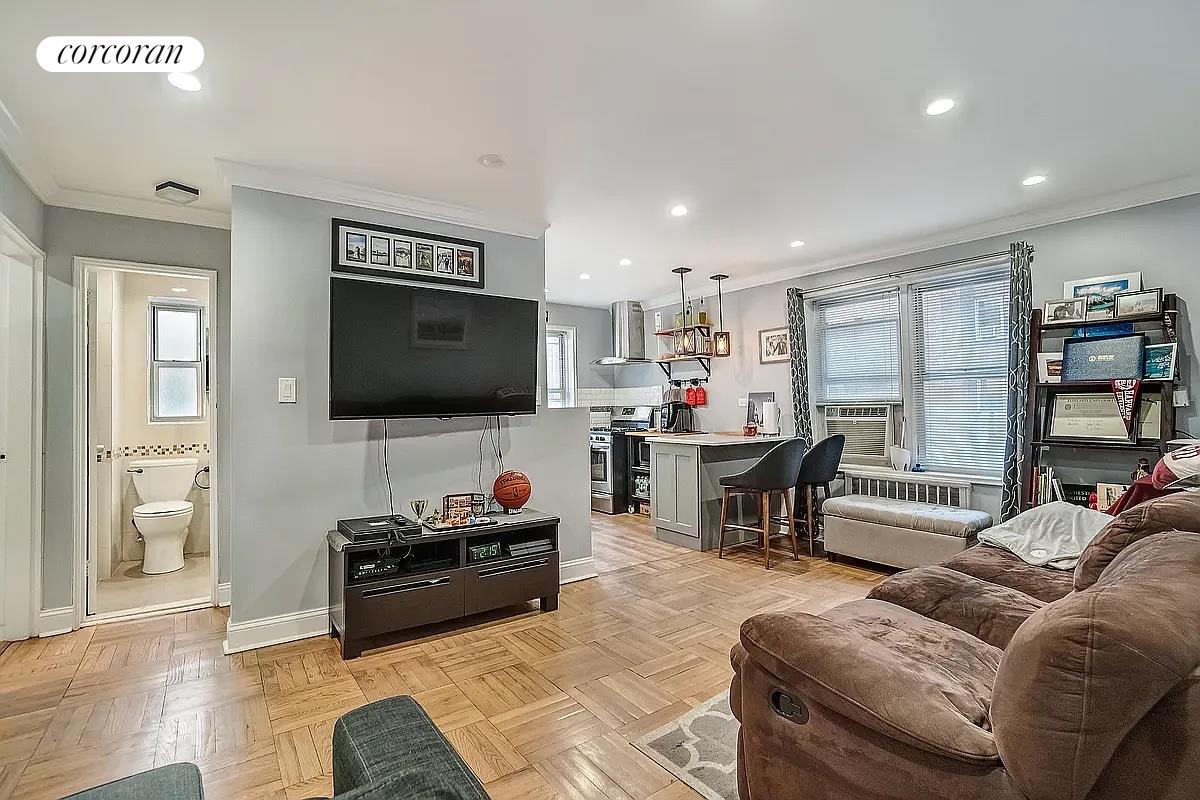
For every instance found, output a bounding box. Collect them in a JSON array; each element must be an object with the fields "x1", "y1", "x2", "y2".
[
  {"x1": 640, "y1": 172, "x2": 1200, "y2": 309},
  {"x1": 50, "y1": 187, "x2": 232, "y2": 229},
  {"x1": 217, "y1": 159, "x2": 549, "y2": 240}
]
